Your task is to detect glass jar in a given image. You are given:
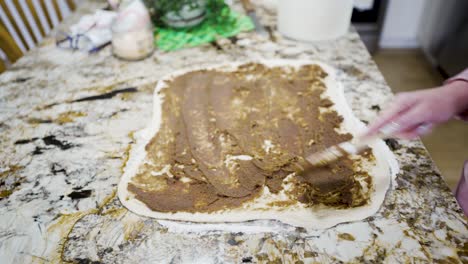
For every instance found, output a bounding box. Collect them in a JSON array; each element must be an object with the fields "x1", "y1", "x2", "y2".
[{"x1": 111, "y1": 0, "x2": 155, "y2": 60}]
